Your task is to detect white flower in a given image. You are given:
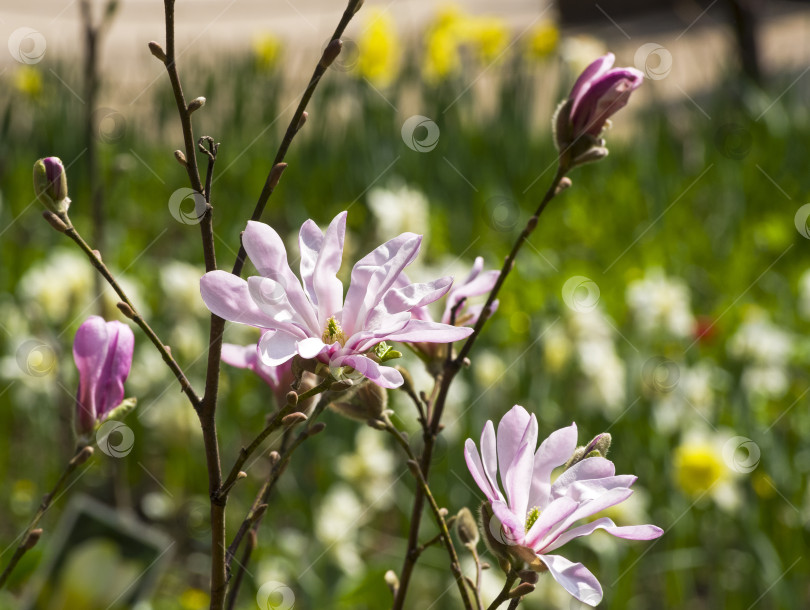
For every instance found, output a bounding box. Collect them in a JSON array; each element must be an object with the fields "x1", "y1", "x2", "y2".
[
  {"x1": 728, "y1": 314, "x2": 793, "y2": 400},
  {"x1": 367, "y1": 183, "x2": 430, "y2": 242},
  {"x1": 337, "y1": 427, "x2": 397, "y2": 508},
  {"x1": 626, "y1": 269, "x2": 695, "y2": 339}
]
